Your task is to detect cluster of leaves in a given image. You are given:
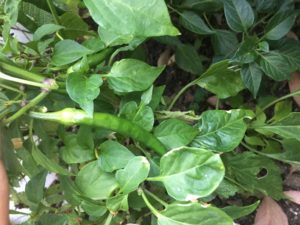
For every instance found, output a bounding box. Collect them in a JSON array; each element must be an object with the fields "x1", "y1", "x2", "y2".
[{"x1": 0, "y1": 0, "x2": 300, "y2": 224}]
